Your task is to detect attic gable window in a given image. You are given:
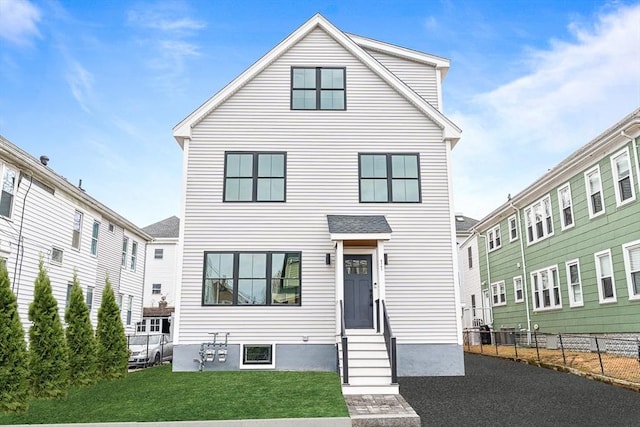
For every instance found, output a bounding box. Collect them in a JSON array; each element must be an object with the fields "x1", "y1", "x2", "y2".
[{"x1": 291, "y1": 67, "x2": 345, "y2": 110}]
